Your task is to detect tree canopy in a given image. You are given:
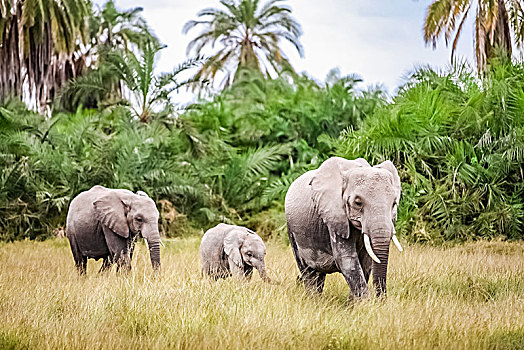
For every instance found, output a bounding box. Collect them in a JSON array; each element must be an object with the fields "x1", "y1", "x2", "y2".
[
  {"x1": 183, "y1": 0, "x2": 304, "y2": 88},
  {"x1": 423, "y1": 0, "x2": 524, "y2": 72}
]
